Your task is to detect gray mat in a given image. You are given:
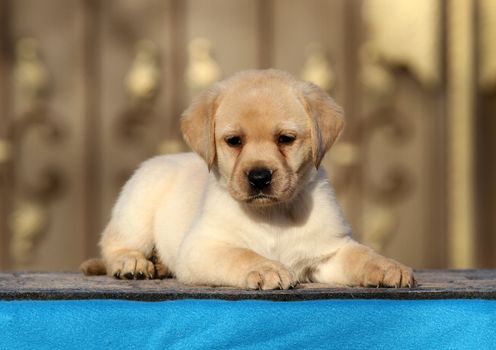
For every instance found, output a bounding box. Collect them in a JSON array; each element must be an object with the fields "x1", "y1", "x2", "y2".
[{"x1": 1, "y1": 270, "x2": 495, "y2": 301}]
